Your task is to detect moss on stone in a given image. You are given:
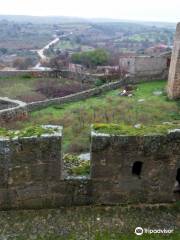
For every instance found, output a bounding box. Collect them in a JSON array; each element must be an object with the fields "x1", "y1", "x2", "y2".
[
  {"x1": 64, "y1": 154, "x2": 90, "y2": 176},
  {"x1": 0, "y1": 126, "x2": 57, "y2": 139},
  {"x1": 93, "y1": 123, "x2": 180, "y2": 136}
]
